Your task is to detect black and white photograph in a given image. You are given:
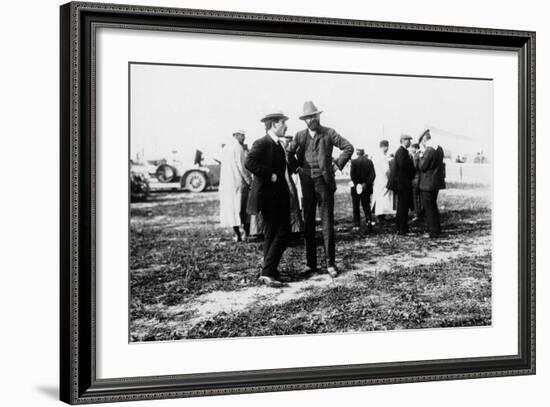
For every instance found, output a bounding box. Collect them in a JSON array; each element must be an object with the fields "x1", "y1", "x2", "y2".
[
  {"x1": 2, "y1": 0, "x2": 543, "y2": 405},
  {"x1": 129, "y1": 63, "x2": 493, "y2": 342}
]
